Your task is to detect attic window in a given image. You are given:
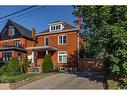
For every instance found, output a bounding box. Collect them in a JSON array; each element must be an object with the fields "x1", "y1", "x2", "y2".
[
  {"x1": 50, "y1": 24, "x2": 63, "y2": 31},
  {"x1": 8, "y1": 26, "x2": 15, "y2": 36}
]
